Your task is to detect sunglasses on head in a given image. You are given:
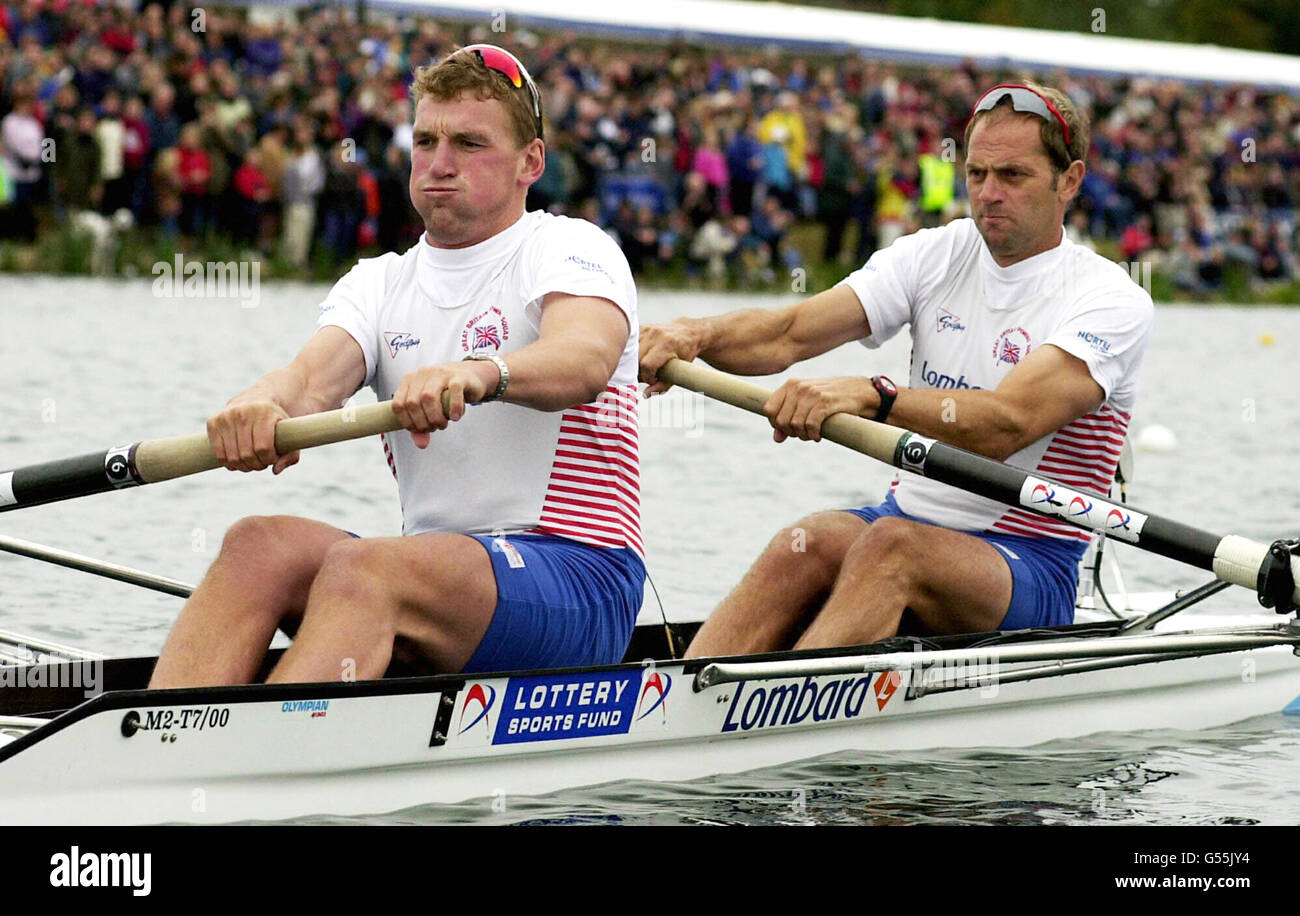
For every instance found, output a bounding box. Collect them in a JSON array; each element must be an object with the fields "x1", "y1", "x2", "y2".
[
  {"x1": 970, "y1": 84, "x2": 1071, "y2": 146},
  {"x1": 459, "y1": 43, "x2": 543, "y2": 140}
]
